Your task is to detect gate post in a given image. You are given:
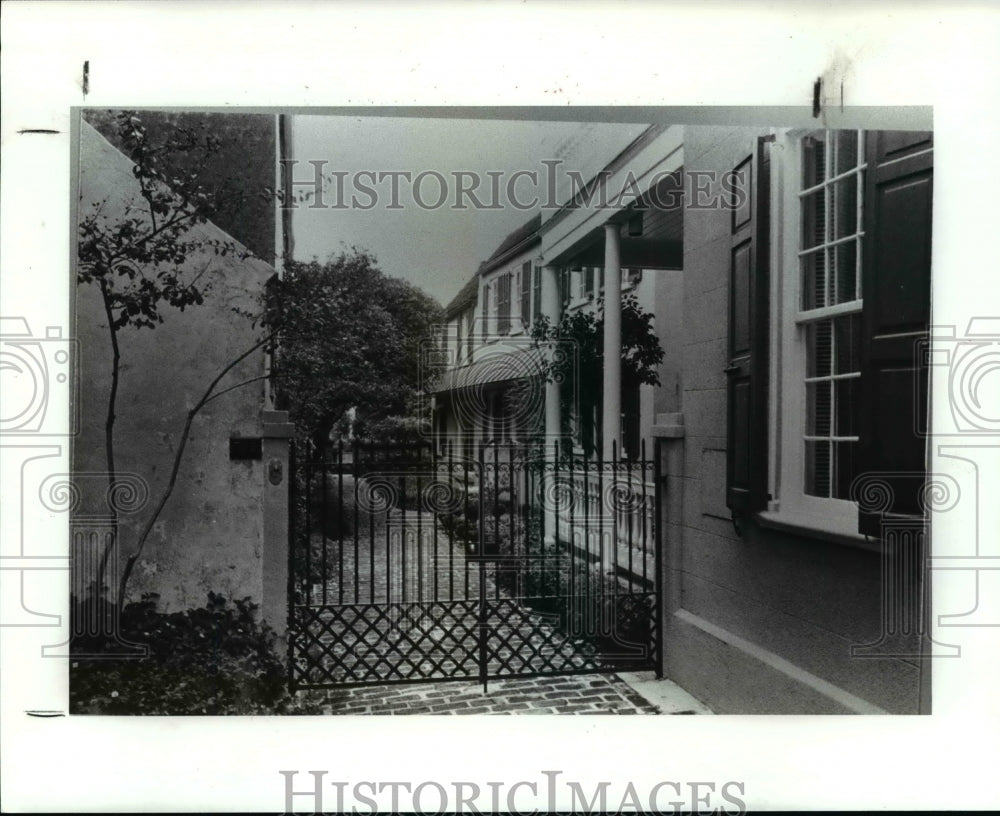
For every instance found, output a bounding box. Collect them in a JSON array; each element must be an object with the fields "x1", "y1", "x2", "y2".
[
  {"x1": 262, "y1": 409, "x2": 294, "y2": 658},
  {"x1": 652, "y1": 413, "x2": 685, "y2": 678}
]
